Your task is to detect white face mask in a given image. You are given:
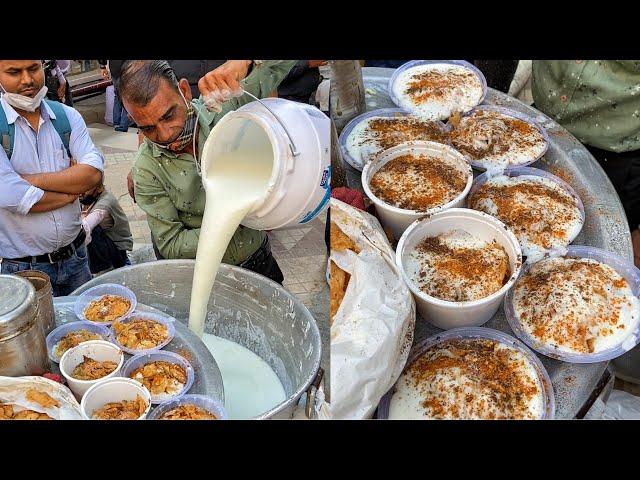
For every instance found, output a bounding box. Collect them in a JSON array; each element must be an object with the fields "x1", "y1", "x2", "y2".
[{"x1": 0, "y1": 82, "x2": 48, "y2": 112}]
